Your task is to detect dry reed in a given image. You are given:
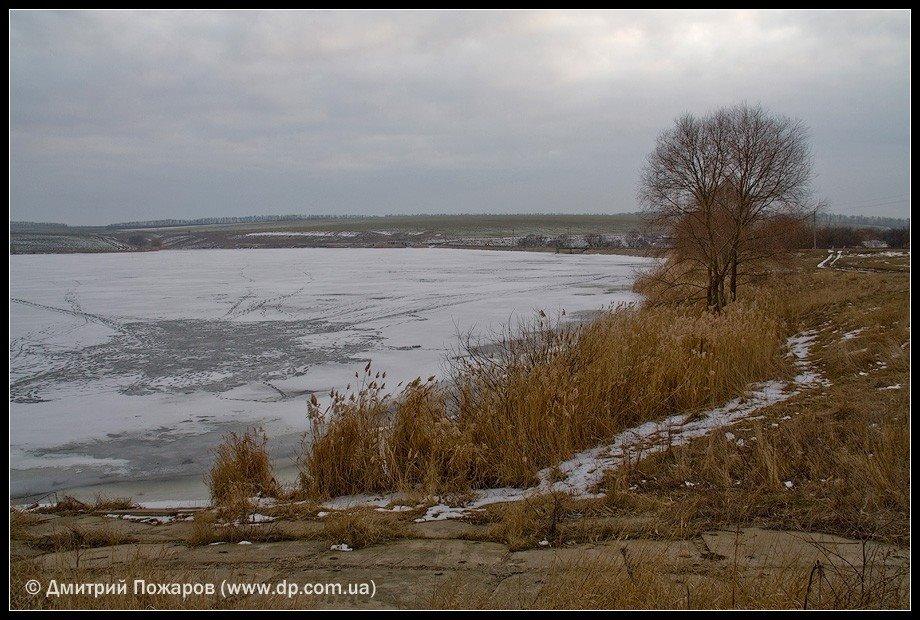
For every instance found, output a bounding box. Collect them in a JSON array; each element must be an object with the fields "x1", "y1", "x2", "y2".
[
  {"x1": 208, "y1": 427, "x2": 279, "y2": 506},
  {"x1": 303, "y1": 301, "x2": 785, "y2": 497}
]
